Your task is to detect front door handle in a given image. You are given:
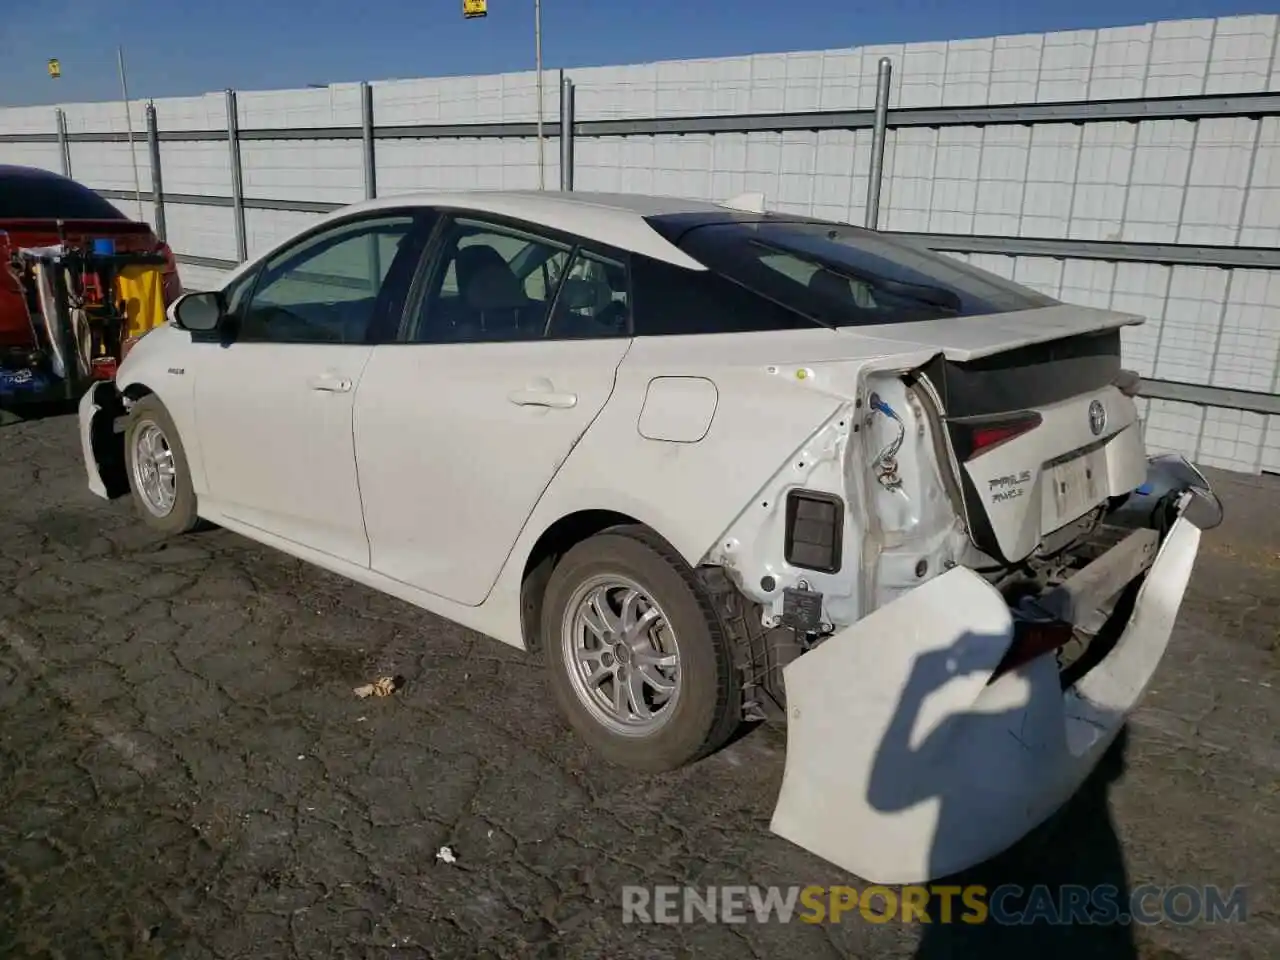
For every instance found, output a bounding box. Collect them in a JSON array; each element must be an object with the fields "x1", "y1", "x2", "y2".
[
  {"x1": 507, "y1": 388, "x2": 577, "y2": 409},
  {"x1": 309, "y1": 373, "x2": 353, "y2": 393}
]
